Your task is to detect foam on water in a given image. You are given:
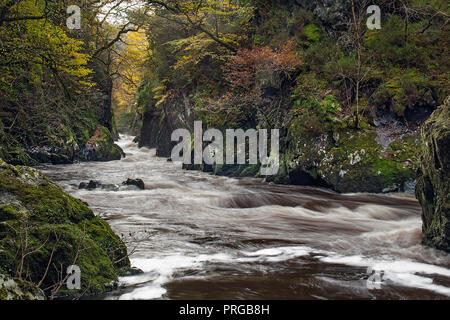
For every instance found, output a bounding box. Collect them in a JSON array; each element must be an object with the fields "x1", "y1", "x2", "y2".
[{"x1": 320, "y1": 254, "x2": 450, "y2": 296}]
